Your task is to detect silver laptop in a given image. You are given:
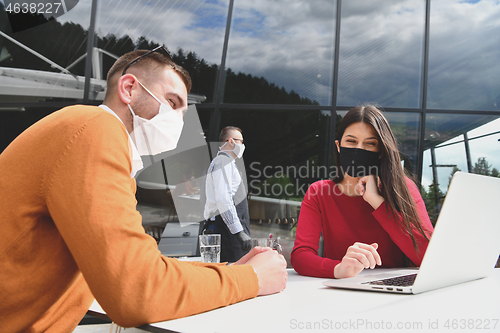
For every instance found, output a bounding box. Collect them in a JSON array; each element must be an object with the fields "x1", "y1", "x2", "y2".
[{"x1": 323, "y1": 171, "x2": 500, "y2": 294}]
